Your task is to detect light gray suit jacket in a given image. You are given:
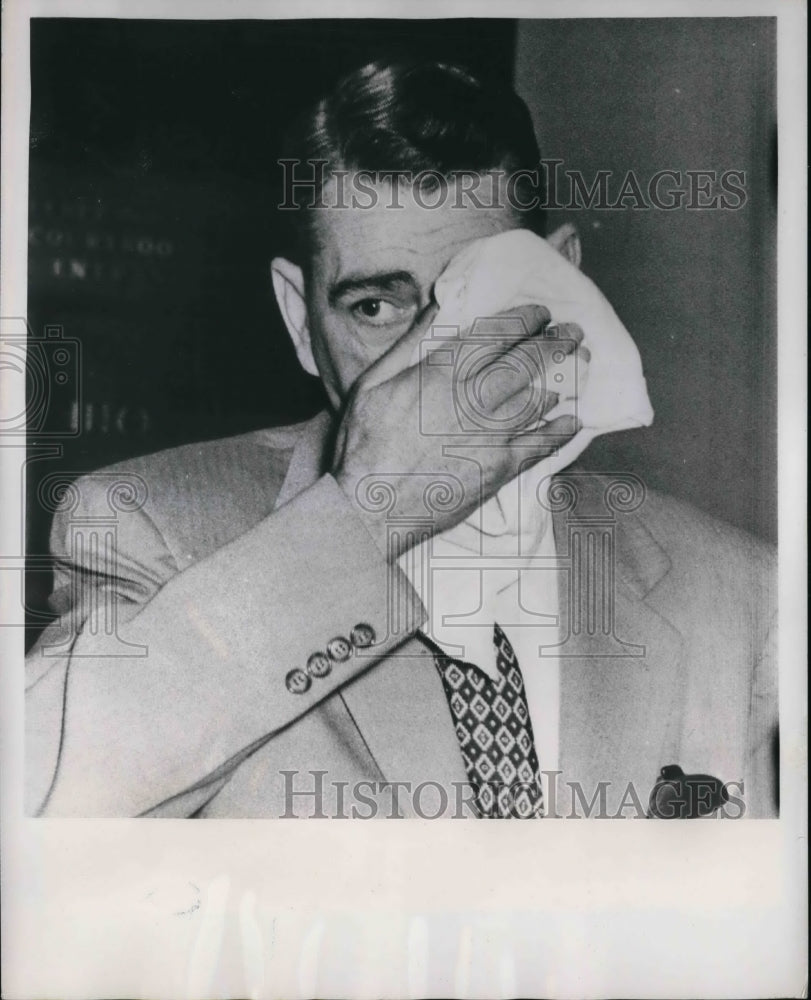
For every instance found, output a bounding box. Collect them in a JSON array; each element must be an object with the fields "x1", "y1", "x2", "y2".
[{"x1": 25, "y1": 412, "x2": 777, "y2": 818}]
